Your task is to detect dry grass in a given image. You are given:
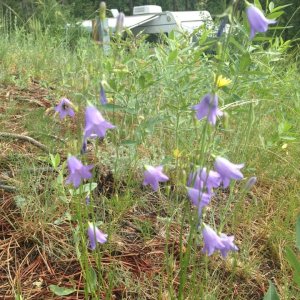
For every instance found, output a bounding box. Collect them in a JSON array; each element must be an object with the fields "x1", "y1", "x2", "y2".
[{"x1": 0, "y1": 83, "x2": 299, "y2": 299}]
